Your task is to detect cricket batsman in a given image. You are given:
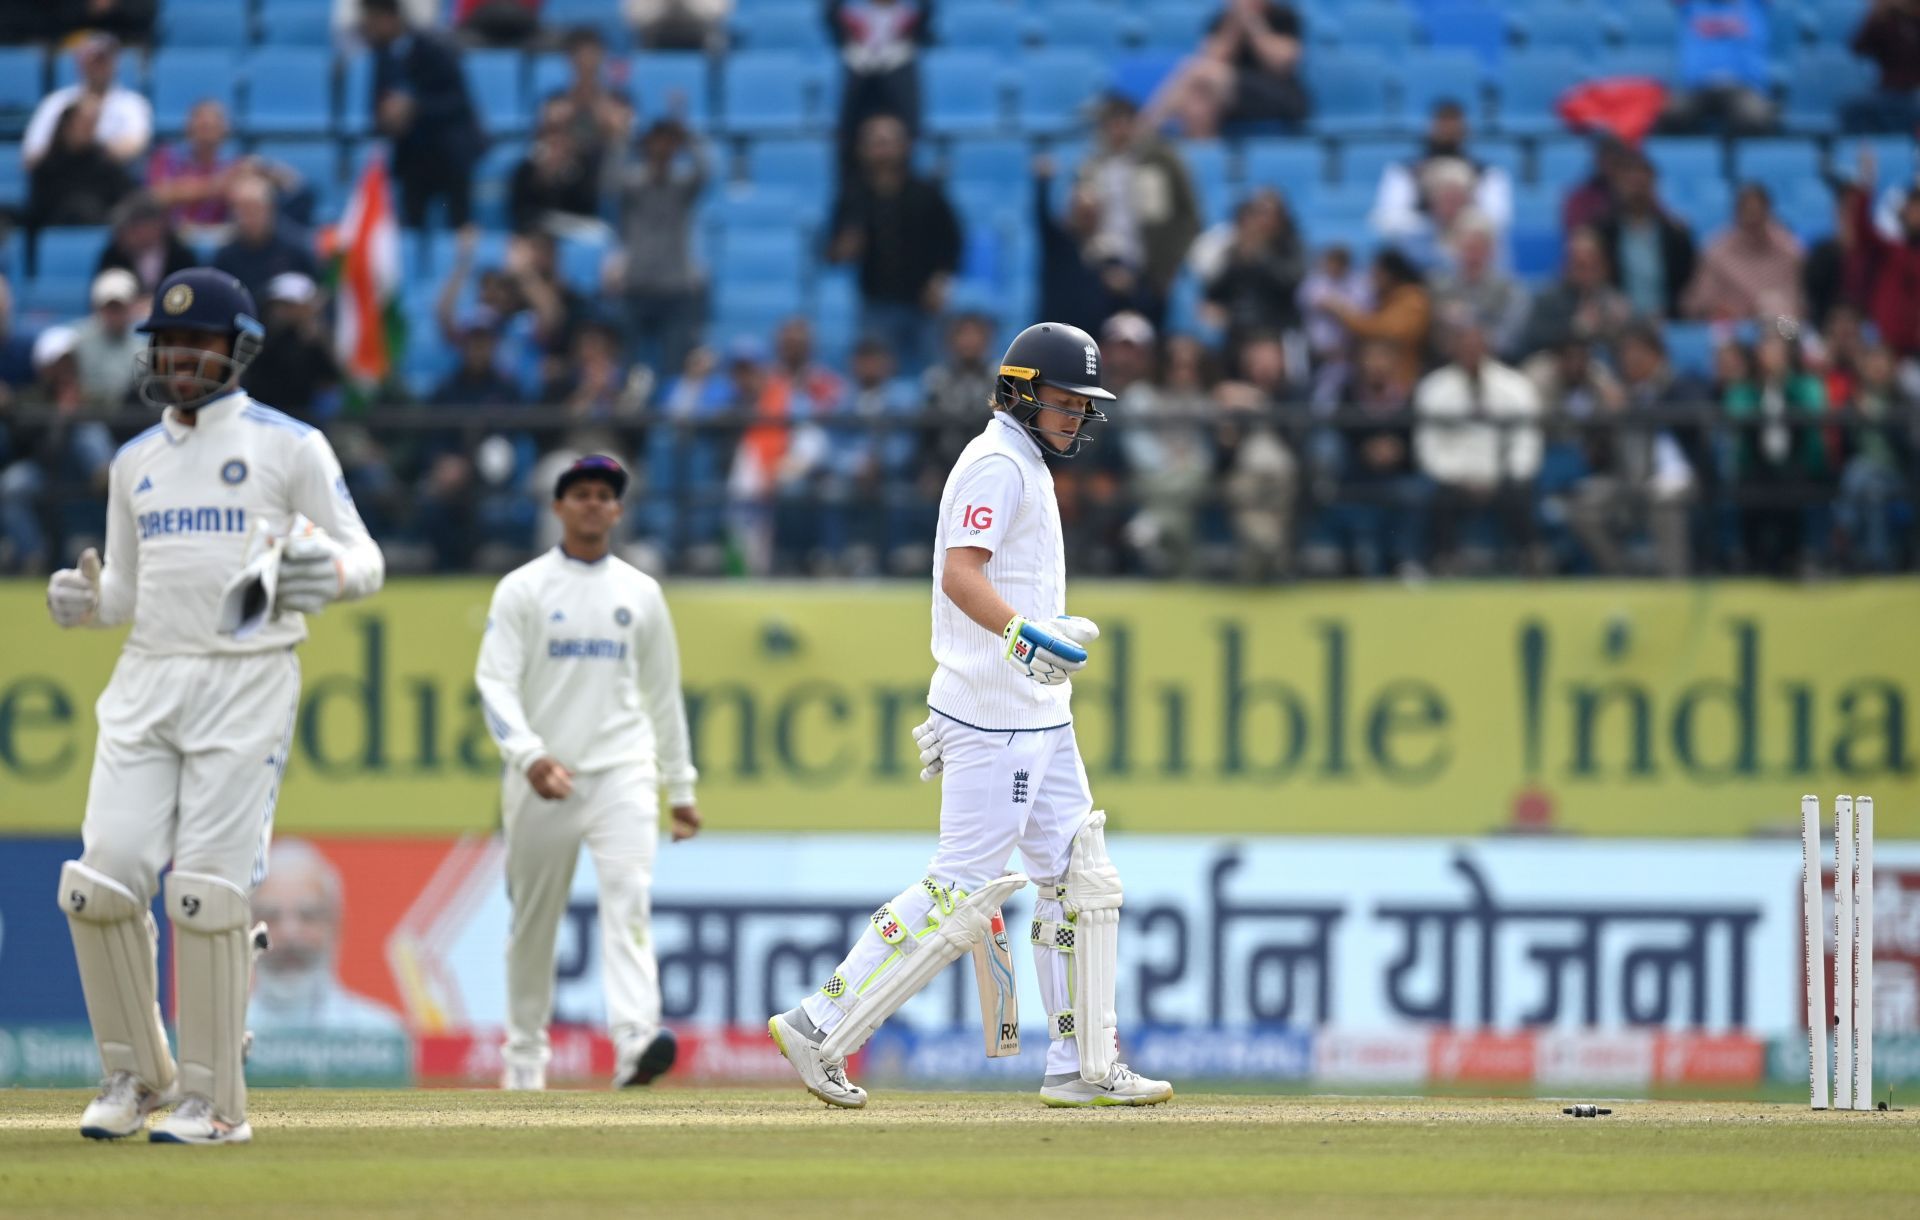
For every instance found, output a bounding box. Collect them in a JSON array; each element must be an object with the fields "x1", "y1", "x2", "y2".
[
  {"x1": 474, "y1": 455, "x2": 700, "y2": 1091},
  {"x1": 768, "y1": 322, "x2": 1173, "y2": 1109},
  {"x1": 46, "y1": 267, "x2": 385, "y2": 1144}
]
